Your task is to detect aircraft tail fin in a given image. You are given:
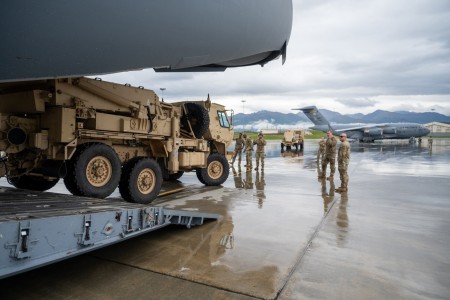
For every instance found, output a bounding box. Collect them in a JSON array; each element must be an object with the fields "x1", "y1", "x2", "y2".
[{"x1": 297, "y1": 106, "x2": 331, "y2": 128}]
